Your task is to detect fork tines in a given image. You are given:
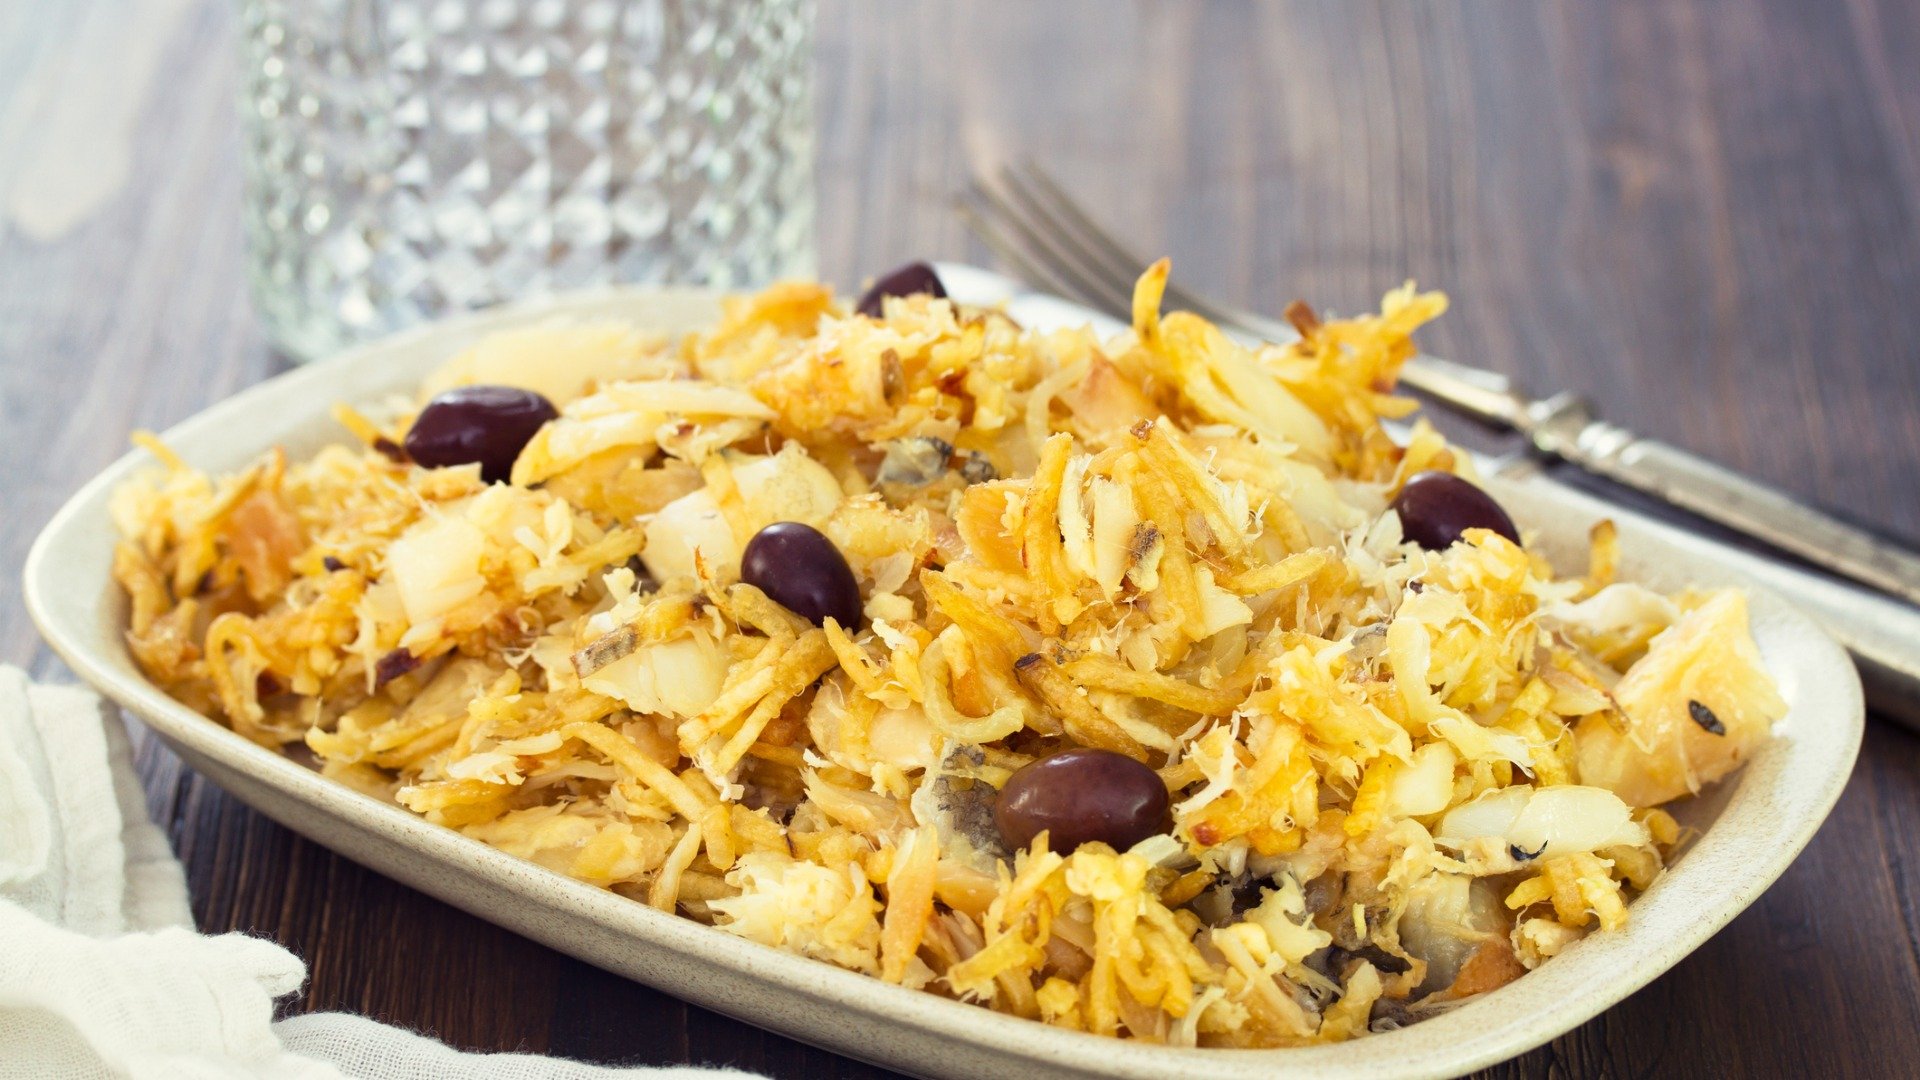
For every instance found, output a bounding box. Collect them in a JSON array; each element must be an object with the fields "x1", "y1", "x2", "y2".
[{"x1": 959, "y1": 160, "x2": 1286, "y2": 337}]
